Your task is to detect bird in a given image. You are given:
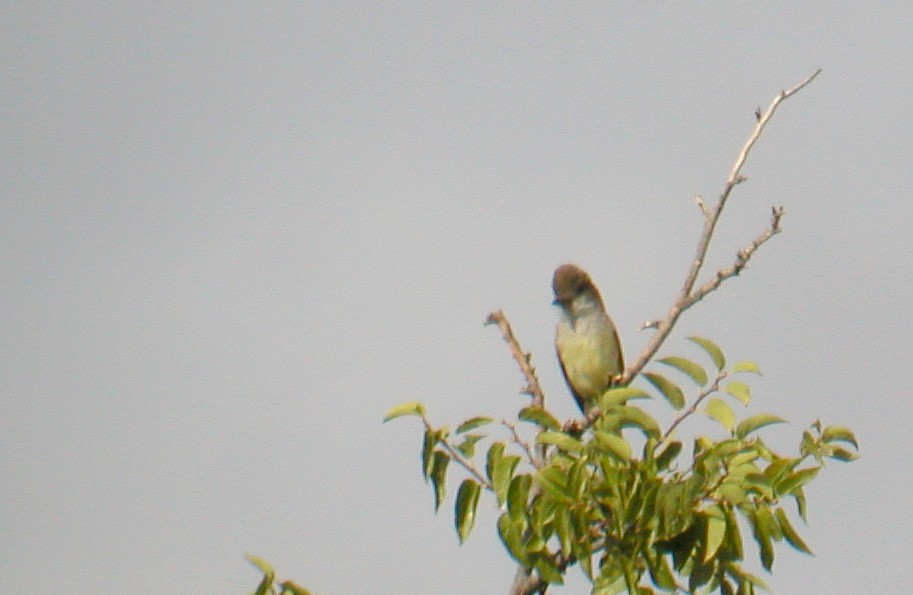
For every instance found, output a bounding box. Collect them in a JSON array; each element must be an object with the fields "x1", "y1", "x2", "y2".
[{"x1": 552, "y1": 264, "x2": 625, "y2": 414}]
